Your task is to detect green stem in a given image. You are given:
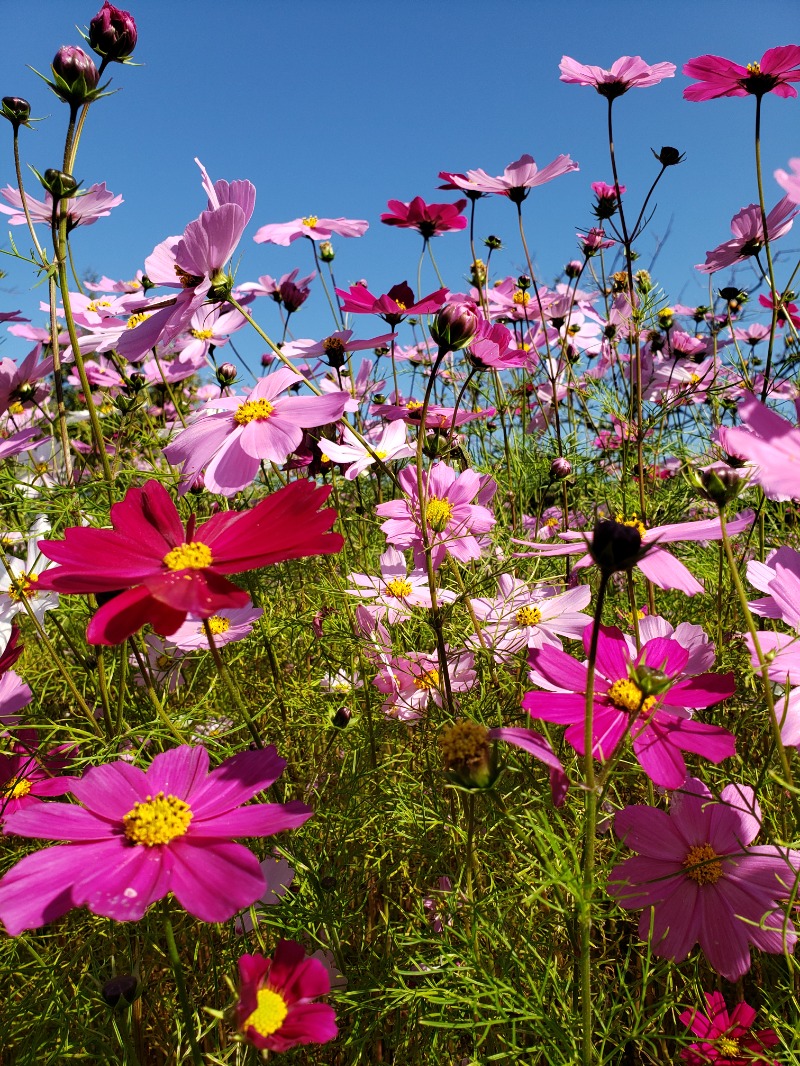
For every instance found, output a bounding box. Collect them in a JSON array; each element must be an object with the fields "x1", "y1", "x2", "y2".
[
  {"x1": 203, "y1": 621, "x2": 263, "y2": 748},
  {"x1": 753, "y1": 94, "x2": 780, "y2": 402},
  {"x1": 163, "y1": 913, "x2": 204, "y2": 1066}
]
